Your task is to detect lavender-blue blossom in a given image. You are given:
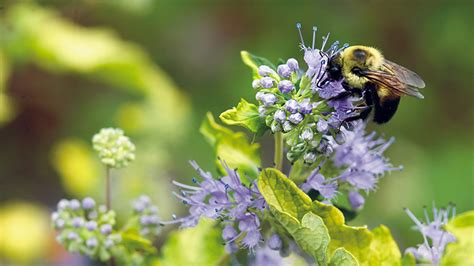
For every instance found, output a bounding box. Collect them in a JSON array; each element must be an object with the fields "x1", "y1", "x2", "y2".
[
  {"x1": 286, "y1": 58, "x2": 299, "y2": 71},
  {"x1": 284, "y1": 99, "x2": 299, "y2": 113},
  {"x1": 277, "y1": 64, "x2": 292, "y2": 78},
  {"x1": 404, "y1": 204, "x2": 456, "y2": 265},
  {"x1": 277, "y1": 80, "x2": 295, "y2": 93},
  {"x1": 348, "y1": 191, "x2": 365, "y2": 210},
  {"x1": 258, "y1": 65, "x2": 275, "y2": 76},
  {"x1": 274, "y1": 110, "x2": 286, "y2": 123},
  {"x1": 82, "y1": 197, "x2": 95, "y2": 210},
  {"x1": 261, "y1": 93, "x2": 277, "y2": 106},
  {"x1": 166, "y1": 161, "x2": 266, "y2": 251},
  {"x1": 260, "y1": 77, "x2": 275, "y2": 89},
  {"x1": 288, "y1": 113, "x2": 303, "y2": 124}
]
